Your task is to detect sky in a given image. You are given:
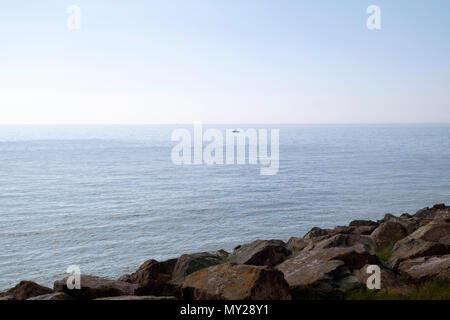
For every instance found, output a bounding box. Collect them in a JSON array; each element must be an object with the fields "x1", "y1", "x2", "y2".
[{"x1": 0, "y1": 0, "x2": 449, "y2": 124}]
